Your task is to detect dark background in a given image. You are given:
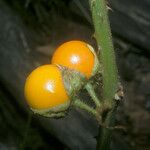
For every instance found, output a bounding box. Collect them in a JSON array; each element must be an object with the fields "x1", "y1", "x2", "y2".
[{"x1": 0, "y1": 0, "x2": 150, "y2": 150}]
